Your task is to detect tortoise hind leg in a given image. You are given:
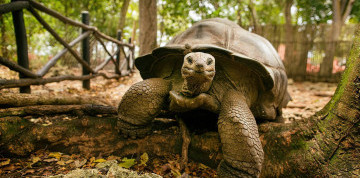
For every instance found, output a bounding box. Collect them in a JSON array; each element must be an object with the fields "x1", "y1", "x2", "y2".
[
  {"x1": 117, "y1": 78, "x2": 171, "y2": 139},
  {"x1": 217, "y1": 91, "x2": 264, "y2": 178}
]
